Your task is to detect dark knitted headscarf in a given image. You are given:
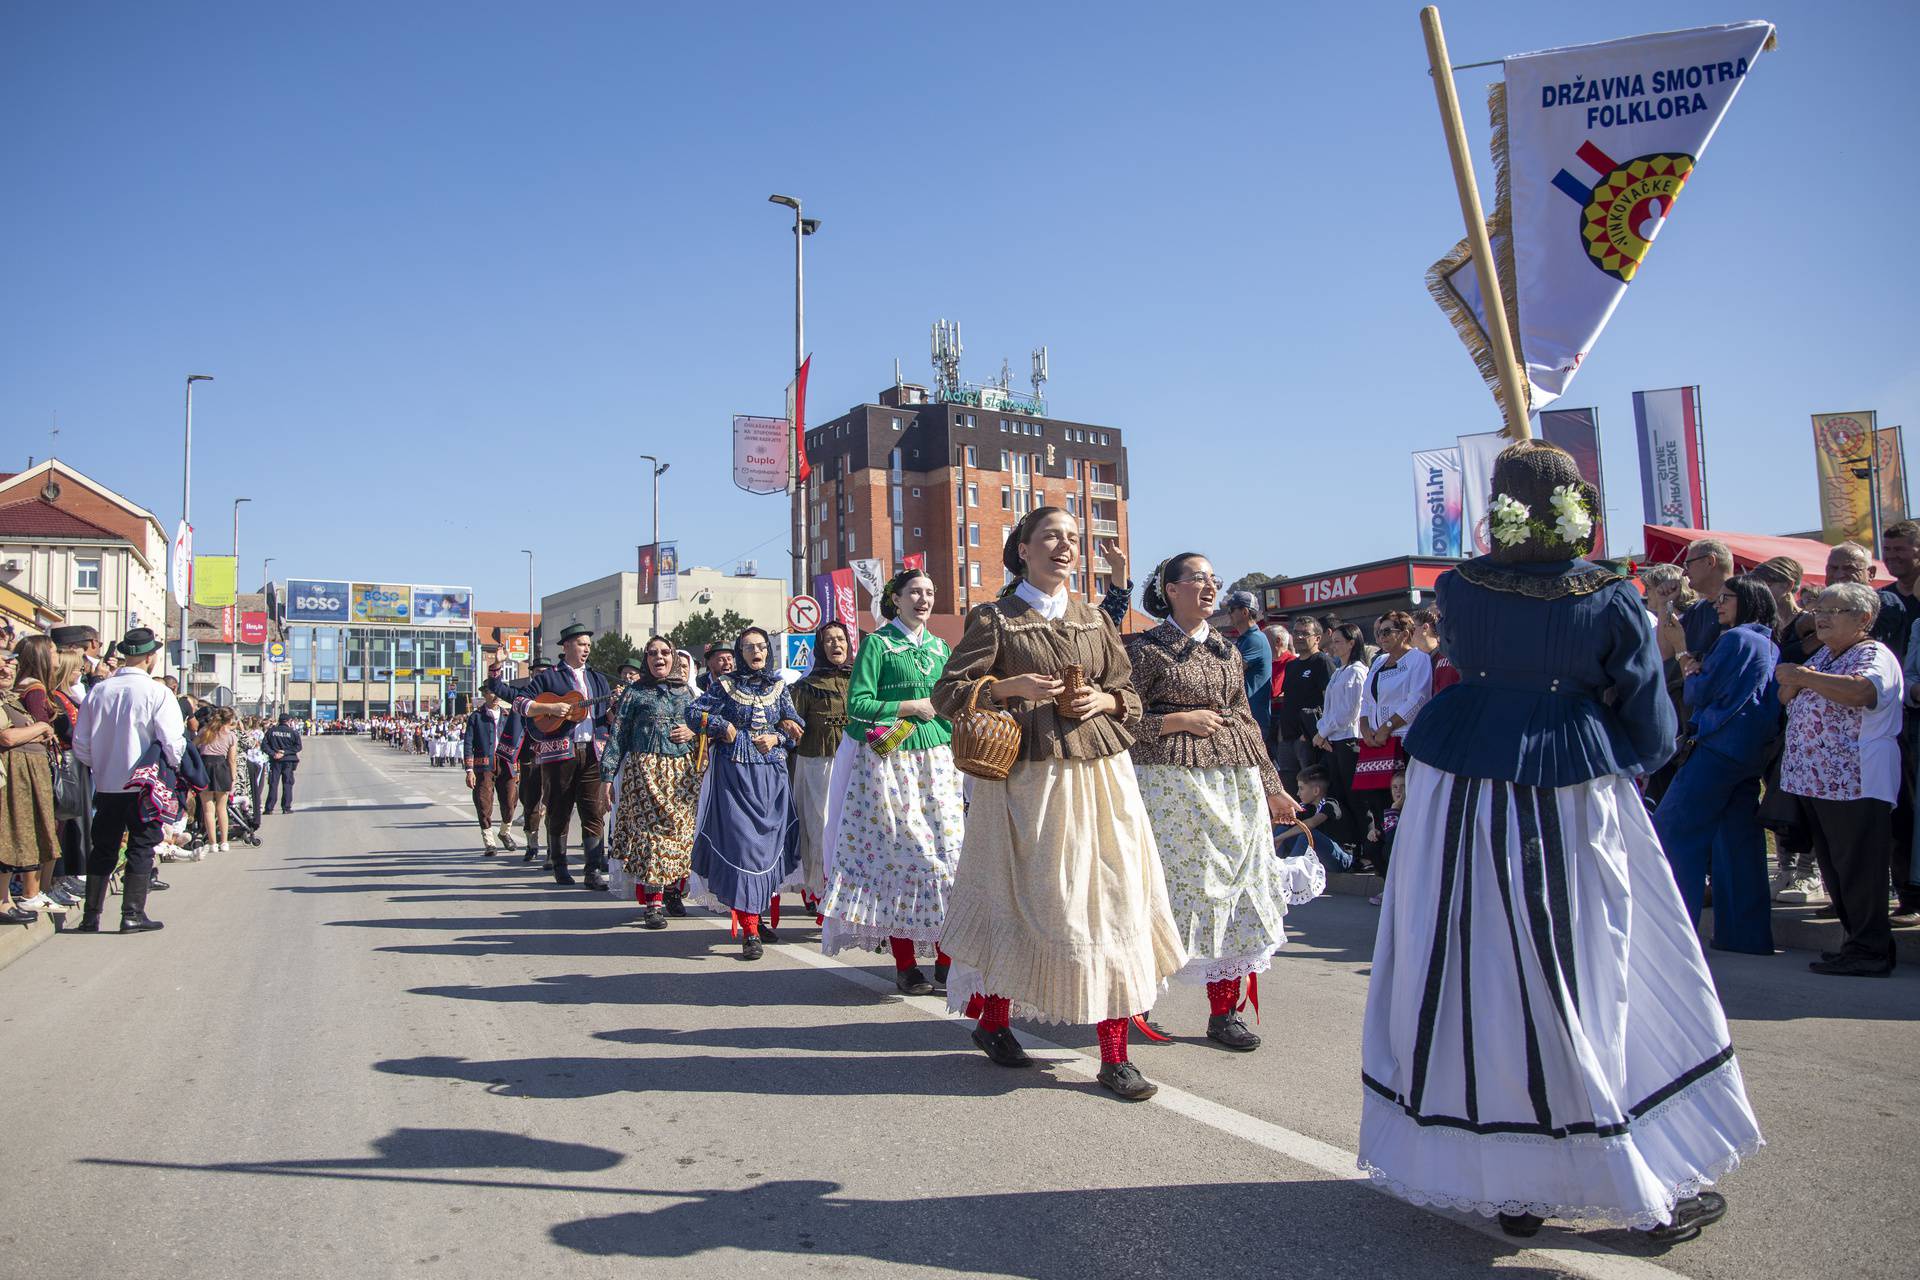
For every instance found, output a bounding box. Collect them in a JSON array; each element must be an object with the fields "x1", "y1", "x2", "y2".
[{"x1": 1486, "y1": 441, "x2": 1600, "y2": 564}]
